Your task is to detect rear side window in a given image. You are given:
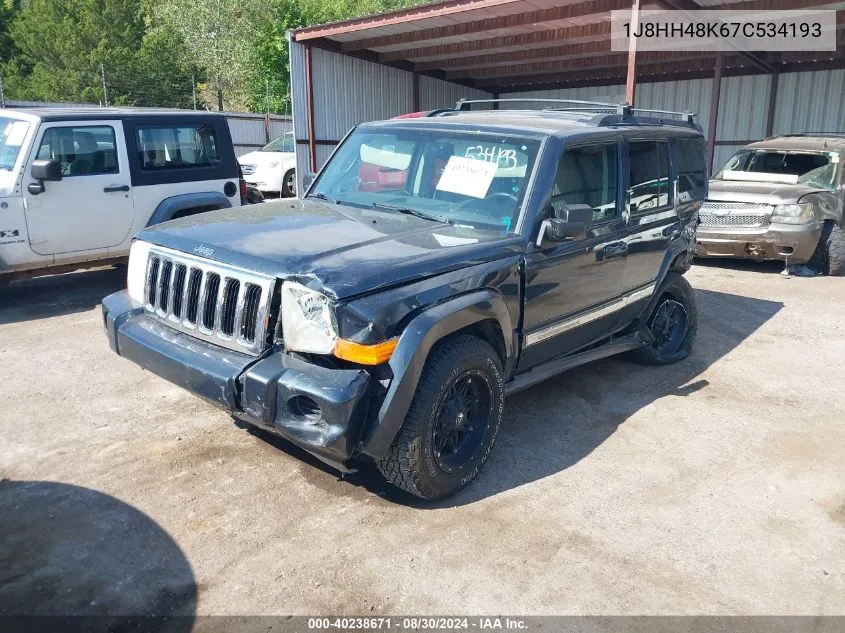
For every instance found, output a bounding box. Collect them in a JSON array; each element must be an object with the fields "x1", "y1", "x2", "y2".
[
  {"x1": 37, "y1": 125, "x2": 118, "y2": 176},
  {"x1": 136, "y1": 124, "x2": 220, "y2": 170},
  {"x1": 673, "y1": 138, "x2": 707, "y2": 201},
  {"x1": 629, "y1": 141, "x2": 670, "y2": 213}
]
